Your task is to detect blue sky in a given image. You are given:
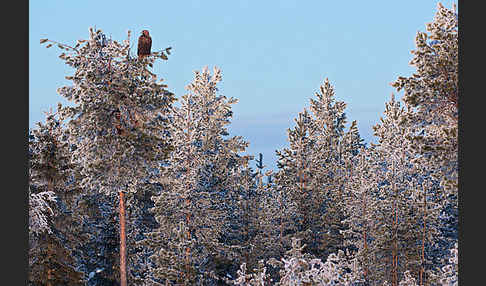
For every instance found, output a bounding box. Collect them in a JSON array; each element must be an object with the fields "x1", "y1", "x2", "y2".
[{"x1": 29, "y1": 0, "x2": 455, "y2": 171}]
